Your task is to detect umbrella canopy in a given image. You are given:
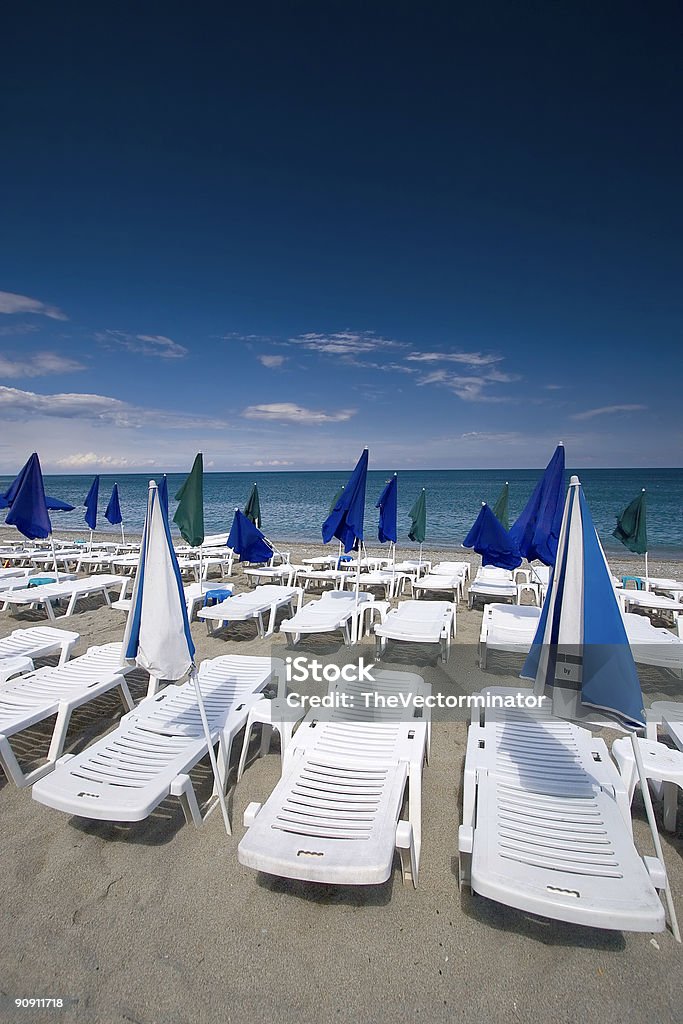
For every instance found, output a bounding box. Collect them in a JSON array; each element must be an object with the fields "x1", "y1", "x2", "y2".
[
  {"x1": 328, "y1": 485, "x2": 345, "y2": 515},
  {"x1": 509, "y1": 444, "x2": 565, "y2": 566},
  {"x1": 0, "y1": 492, "x2": 73, "y2": 512},
  {"x1": 463, "y1": 502, "x2": 522, "y2": 571},
  {"x1": 105, "y1": 483, "x2": 123, "y2": 526},
  {"x1": 322, "y1": 449, "x2": 369, "y2": 553},
  {"x1": 376, "y1": 474, "x2": 398, "y2": 544},
  {"x1": 123, "y1": 481, "x2": 194, "y2": 681},
  {"x1": 613, "y1": 489, "x2": 647, "y2": 555},
  {"x1": 174, "y1": 453, "x2": 204, "y2": 547},
  {"x1": 244, "y1": 483, "x2": 262, "y2": 528},
  {"x1": 228, "y1": 509, "x2": 273, "y2": 563},
  {"x1": 492, "y1": 481, "x2": 509, "y2": 530},
  {"x1": 4, "y1": 453, "x2": 52, "y2": 540},
  {"x1": 408, "y1": 489, "x2": 427, "y2": 543},
  {"x1": 522, "y1": 475, "x2": 645, "y2": 730},
  {"x1": 83, "y1": 476, "x2": 100, "y2": 531},
  {"x1": 158, "y1": 474, "x2": 169, "y2": 518}
]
